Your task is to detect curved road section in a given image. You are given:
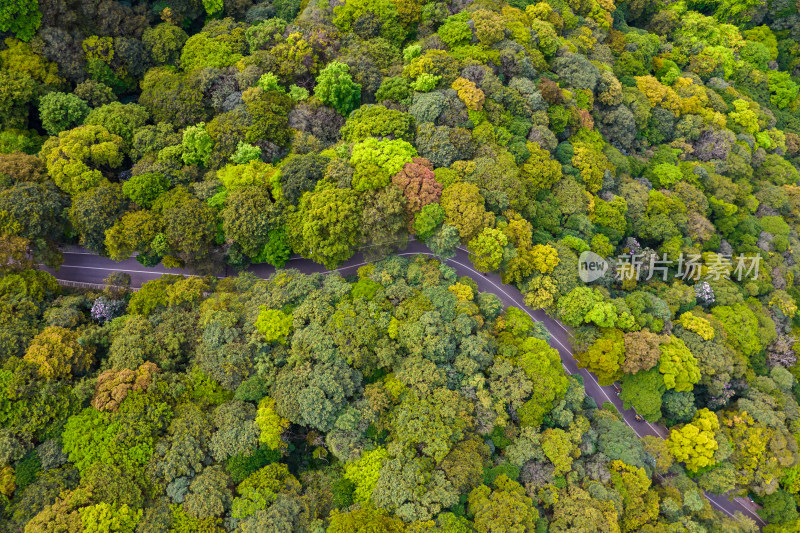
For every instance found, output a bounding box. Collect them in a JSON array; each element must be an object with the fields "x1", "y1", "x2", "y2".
[{"x1": 45, "y1": 242, "x2": 765, "y2": 528}]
